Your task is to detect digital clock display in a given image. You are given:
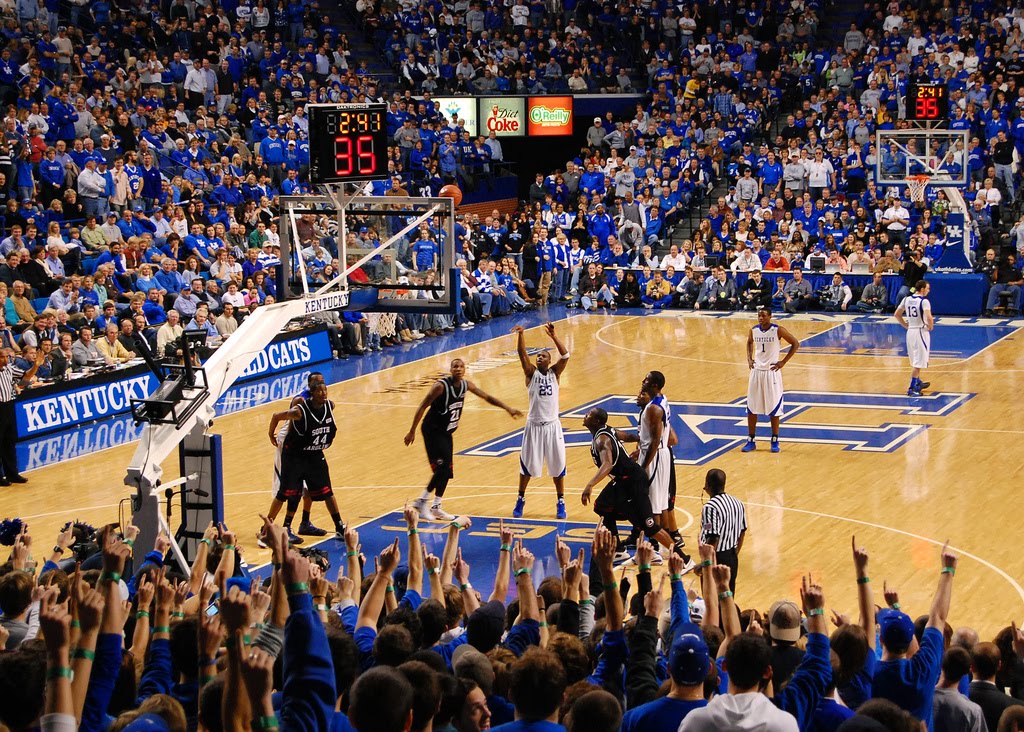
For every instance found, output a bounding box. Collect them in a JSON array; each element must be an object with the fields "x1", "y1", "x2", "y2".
[
  {"x1": 906, "y1": 84, "x2": 949, "y2": 122},
  {"x1": 308, "y1": 103, "x2": 389, "y2": 184}
]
